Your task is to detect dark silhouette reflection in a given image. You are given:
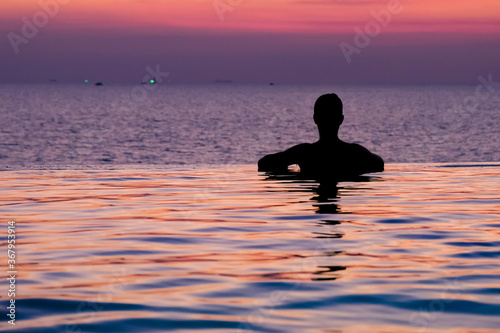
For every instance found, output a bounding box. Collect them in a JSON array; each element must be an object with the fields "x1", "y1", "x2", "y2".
[
  {"x1": 311, "y1": 181, "x2": 341, "y2": 215},
  {"x1": 313, "y1": 231, "x2": 343, "y2": 239},
  {"x1": 260, "y1": 169, "x2": 380, "y2": 281},
  {"x1": 260, "y1": 172, "x2": 380, "y2": 215},
  {"x1": 313, "y1": 265, "x2": 347, "y2": 281},
  {"x1": 258, "y1": 93, "x2": 384, "y2": 181}
]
